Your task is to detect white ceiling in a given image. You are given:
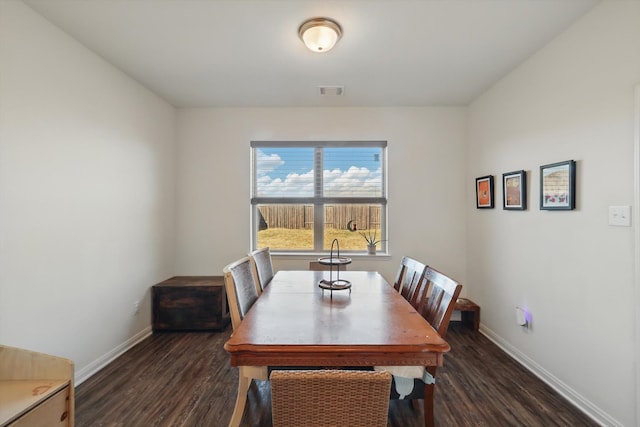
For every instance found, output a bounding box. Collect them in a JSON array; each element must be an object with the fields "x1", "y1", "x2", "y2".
[{"x1": 23, "y1": 0, "x2": 599, "y2": 108}]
